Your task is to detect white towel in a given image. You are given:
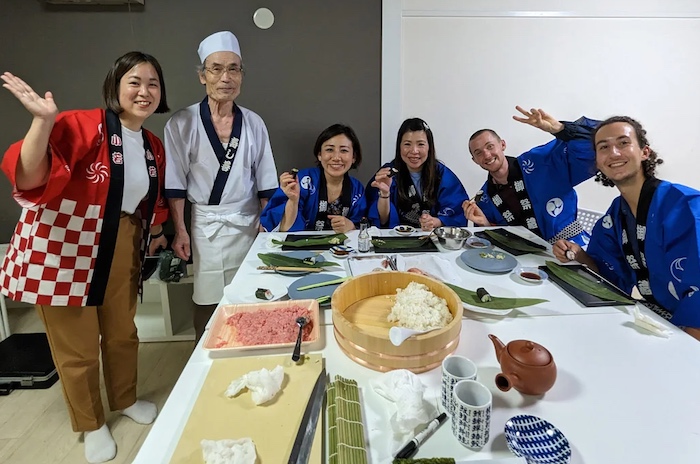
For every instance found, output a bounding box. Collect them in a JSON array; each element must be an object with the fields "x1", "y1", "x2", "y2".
[
  {"x1": 201, "y1": 438, "x2": 256, "y2": 464},
  {"x1": 225, "y1": 365, "x2": 284, "y2": 405}
]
